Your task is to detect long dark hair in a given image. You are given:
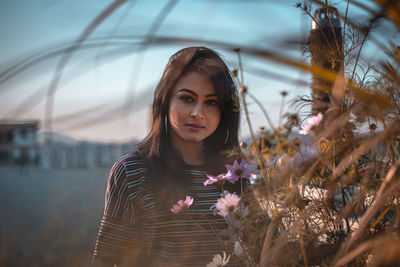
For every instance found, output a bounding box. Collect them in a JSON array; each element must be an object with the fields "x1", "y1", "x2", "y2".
[{"x1": 135, "y1": 47, "x2": 240, "y2": 191}]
